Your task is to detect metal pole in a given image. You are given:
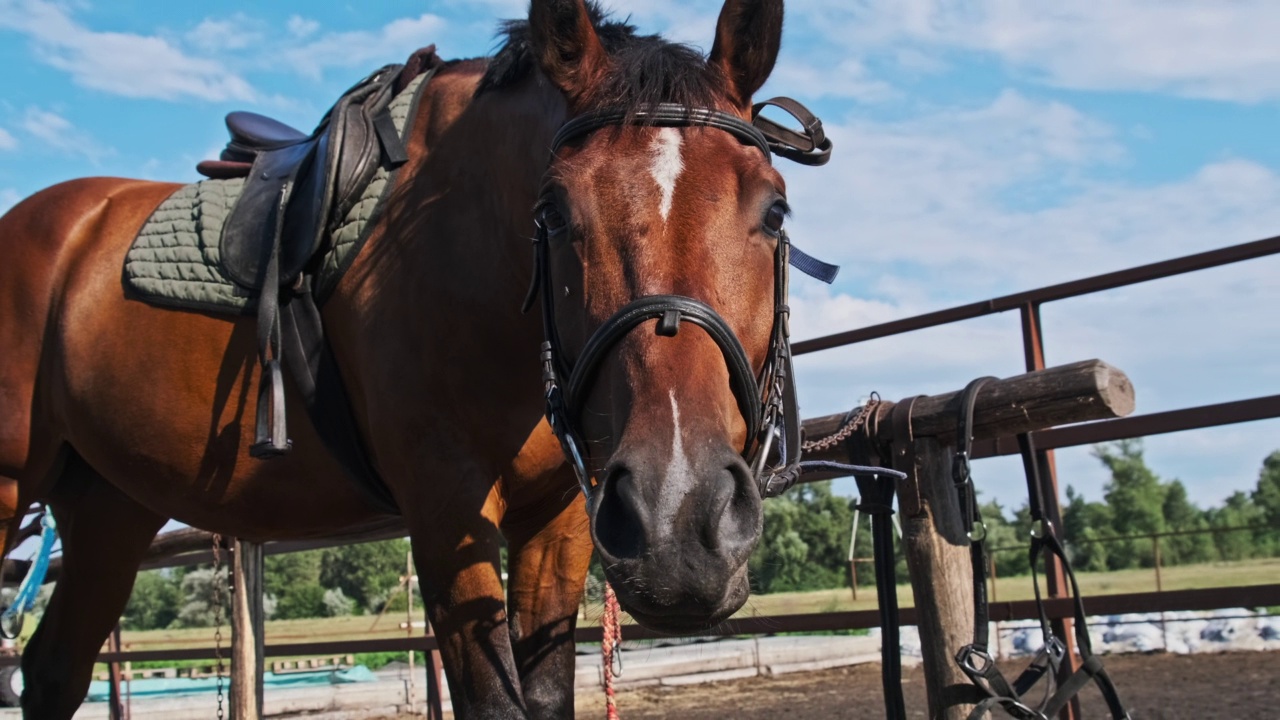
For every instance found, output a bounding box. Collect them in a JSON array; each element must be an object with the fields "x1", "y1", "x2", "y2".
[
  {"x1": 1019, "y1": 302, "x2": 1080, "y2": 720},
  {"x1": 231, "y1": 539, "x2": 265, "y2": 720},
  {"x1": 849, "y1": 501, "x2": 860, "y2": 602},
  {"x1": 108, "y1": 624, "x2": 125, "y2": 720},
  {"x1": 406, "y1": 550, "x2": 418, "y2": 715},
  {"x1": 424, "y1": 614, "x2": 444, "y2": 720},
  {"x1": 1152, "y1": 535, "x2": 1163, "y2": 592}
]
